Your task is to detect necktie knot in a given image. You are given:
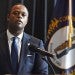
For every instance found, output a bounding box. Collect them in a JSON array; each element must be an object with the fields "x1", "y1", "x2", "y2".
[
  {"x1": 13, "y1": 37, "x2": 16, "y2": 41},
  {"x1": 12, "y1": 37, "x2": 17, "y2": 43}
]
